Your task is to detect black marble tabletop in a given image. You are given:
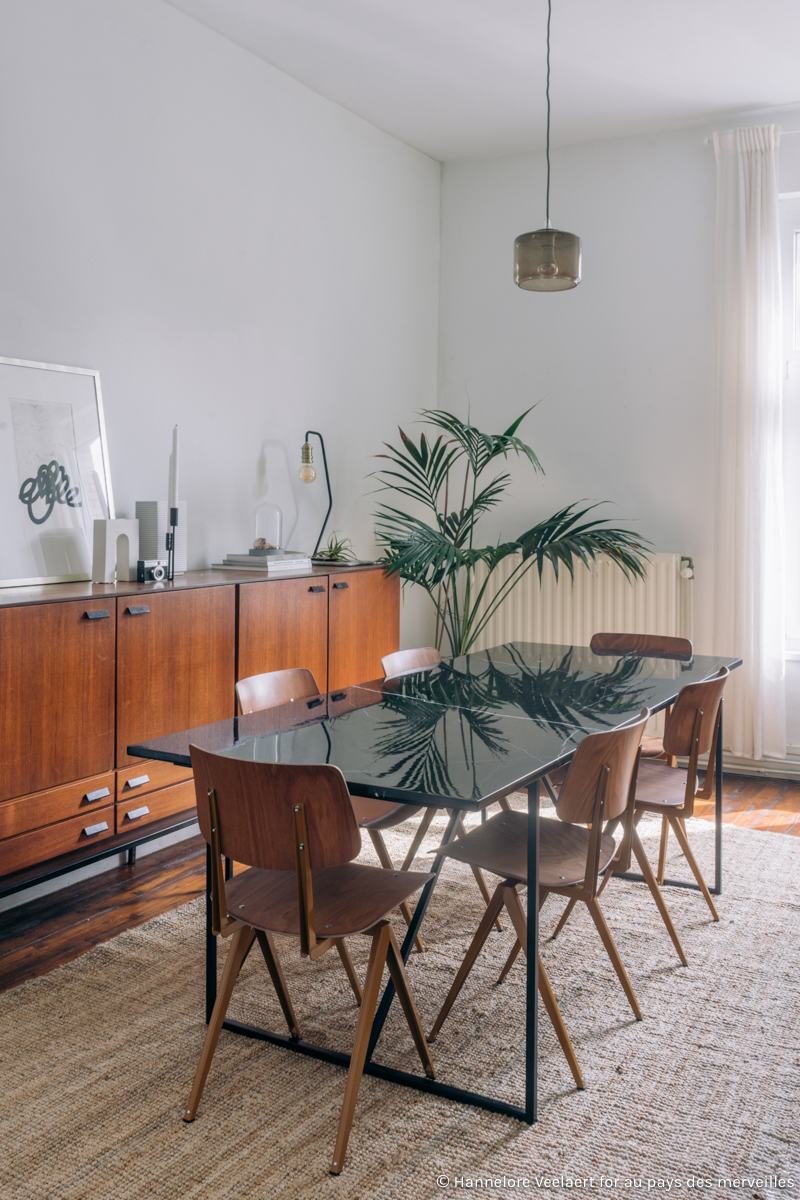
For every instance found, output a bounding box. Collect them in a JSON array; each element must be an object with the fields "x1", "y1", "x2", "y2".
[{"x1": 129, "y1": 642, "x2": 741, "y2": 813}]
